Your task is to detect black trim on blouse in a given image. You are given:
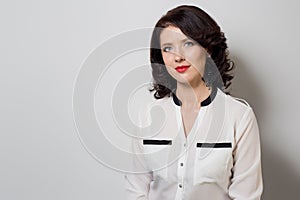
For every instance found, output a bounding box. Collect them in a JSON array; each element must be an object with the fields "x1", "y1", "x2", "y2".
[
  {"x1": 143, "y1": 140, "x2": 172, "y2": 145},
  {"x1": 196, "y1": 142, "x2": 232, "y2": 148},
  {"x1": 172, "y1": 86, "x2": 218, "y2": 107}
]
